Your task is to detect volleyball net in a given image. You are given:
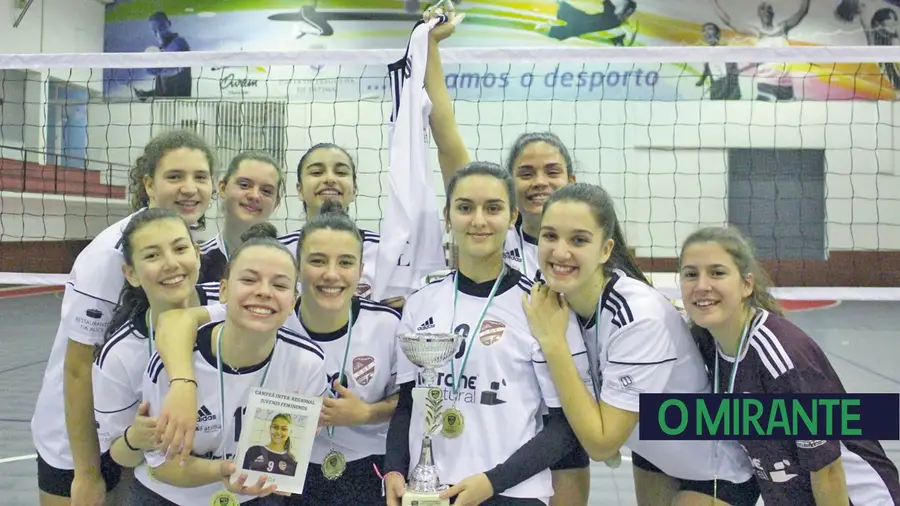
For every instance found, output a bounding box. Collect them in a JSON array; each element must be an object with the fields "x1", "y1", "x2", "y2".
[{"x1": 0, "y1": 45, "x2": 898, "y2": 301}]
